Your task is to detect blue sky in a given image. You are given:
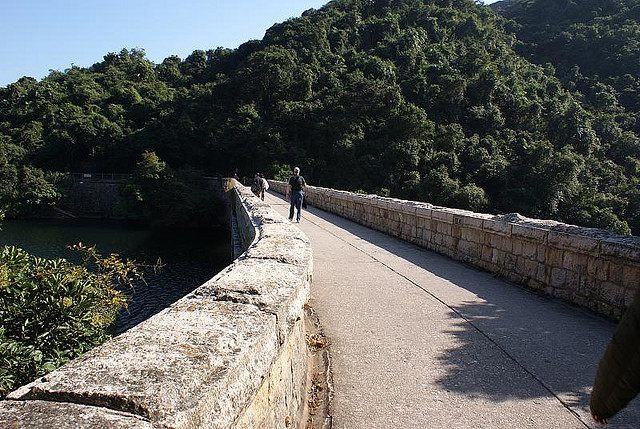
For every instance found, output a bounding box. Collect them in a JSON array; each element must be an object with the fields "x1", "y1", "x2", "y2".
[{"x1": 1, "y1": 0, "x2": 501, "y2": 87}]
